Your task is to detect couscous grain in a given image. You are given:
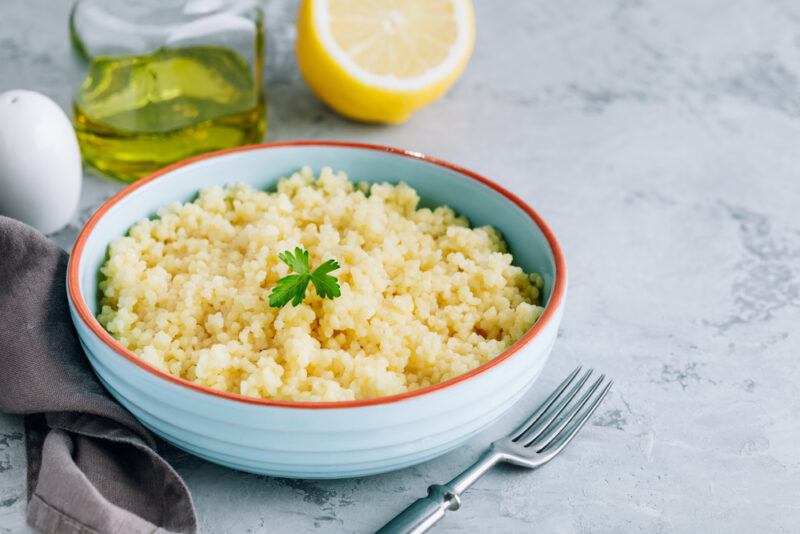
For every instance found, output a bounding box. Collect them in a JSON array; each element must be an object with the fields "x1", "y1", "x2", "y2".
[{"x1": 97, "y1": 167, "x2": 544, "y2": 401}]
